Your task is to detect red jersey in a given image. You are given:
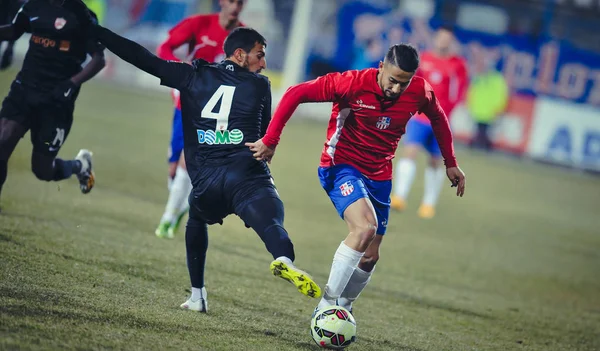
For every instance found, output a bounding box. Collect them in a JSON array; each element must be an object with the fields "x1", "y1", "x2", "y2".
[
  {"x1": 413, "y1": 52, "x2": 468, "y2": 124},
  {"x1": 157, "y1": 14, "x2": 243, "y2": 109},
  {"x1": 263, "y1": 68, "x2": 457, "y2": 181}
]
